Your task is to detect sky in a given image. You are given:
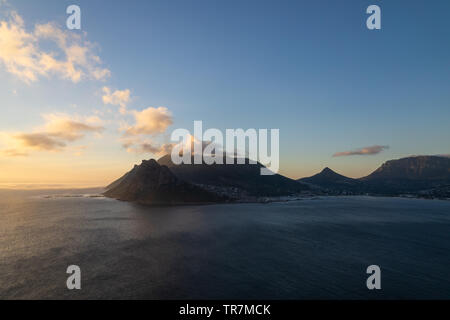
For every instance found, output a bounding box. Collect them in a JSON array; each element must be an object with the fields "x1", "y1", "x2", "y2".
[{"x1": 0, "y1": 0, "x2": 449, "y2": 187}]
